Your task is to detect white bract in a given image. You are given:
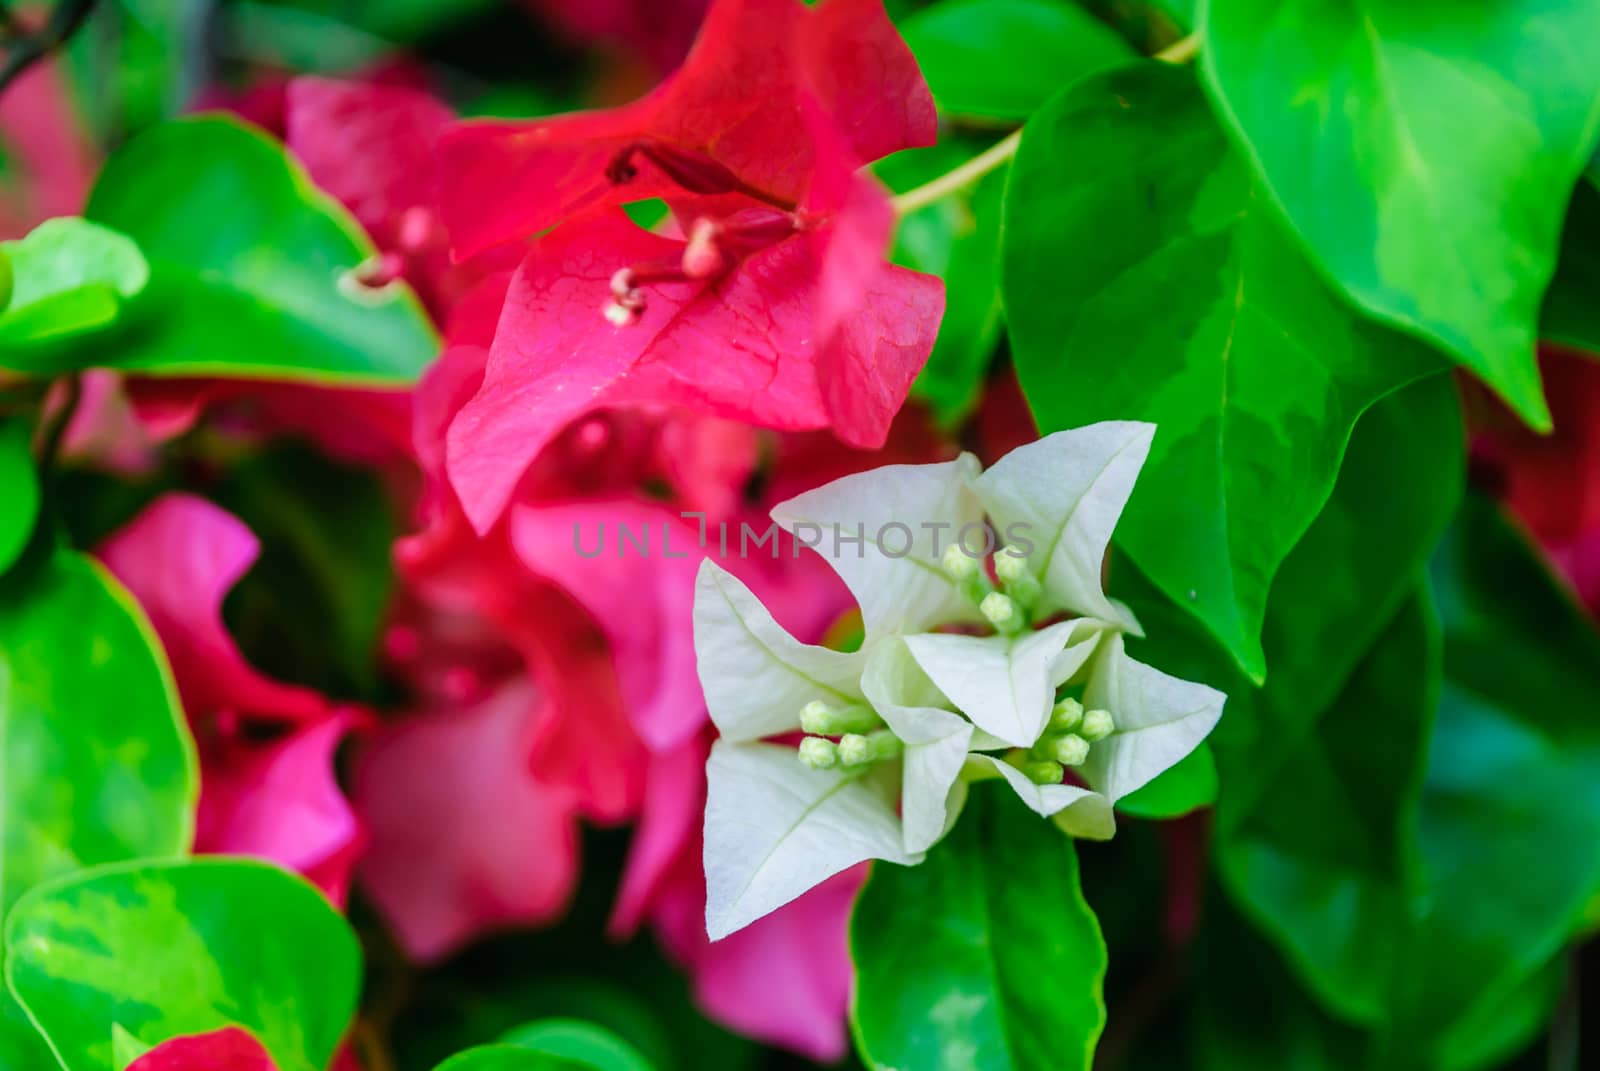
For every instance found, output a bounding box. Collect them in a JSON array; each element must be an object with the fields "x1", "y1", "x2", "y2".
[{"x1": 696, "y1": 423, "x2": 1226, "y2": 939}]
